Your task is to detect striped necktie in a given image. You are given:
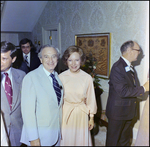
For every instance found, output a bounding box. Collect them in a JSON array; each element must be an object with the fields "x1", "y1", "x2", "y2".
[
  {"x1": 130, "y1": 65, "x2": 136, "y2": 86},
  {"x1": 4, "y1": 73, "x2": 13, "y2": 110},
  {"x1": 25, "y1": 55, "x2": 29, "y2": 67},
  {"x1": 50, "y1": 73, "x2": 61, "y2": 105}
]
